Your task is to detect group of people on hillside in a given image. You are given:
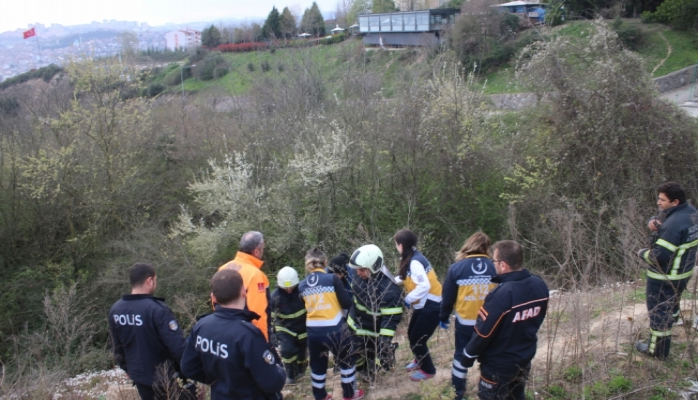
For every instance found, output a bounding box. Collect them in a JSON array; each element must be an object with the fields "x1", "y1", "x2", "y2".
[{"x1": 107, "y1": 181, "x2": 698, "y2": 400}]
